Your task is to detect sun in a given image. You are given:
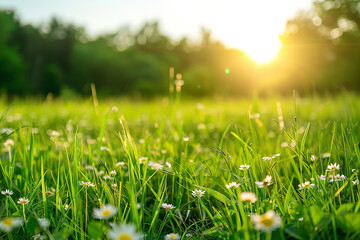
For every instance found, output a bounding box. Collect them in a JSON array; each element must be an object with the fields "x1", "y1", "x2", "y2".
[{"x1": 244, "y1": 38, "x2": 282, "y2": 64}]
